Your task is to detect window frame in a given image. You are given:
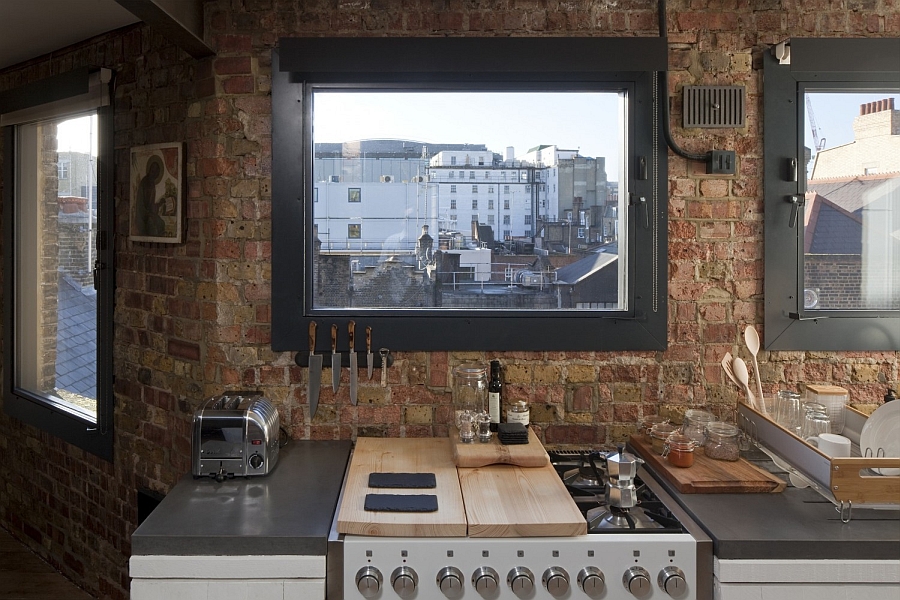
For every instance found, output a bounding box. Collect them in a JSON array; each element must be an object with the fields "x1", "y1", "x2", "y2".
[
  {"x1": 1, "y1": 67, "x2": 115, "y2": 460},
  {"x1": 272, "y1": 37, "x2": 668, "y2": 352},
  {"x1": 763, "y1": 38, "x2": 900, "y2": 351}
]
